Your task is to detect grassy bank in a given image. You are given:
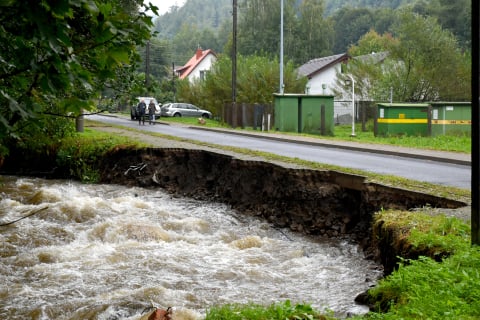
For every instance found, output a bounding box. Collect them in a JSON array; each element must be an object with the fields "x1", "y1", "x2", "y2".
[
  {"x1": 55, "y1": 128, "x2": 145, "y2": 182},
  {"x1": 358, "y1": 210, "x2": 479, "y2": 319}
]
